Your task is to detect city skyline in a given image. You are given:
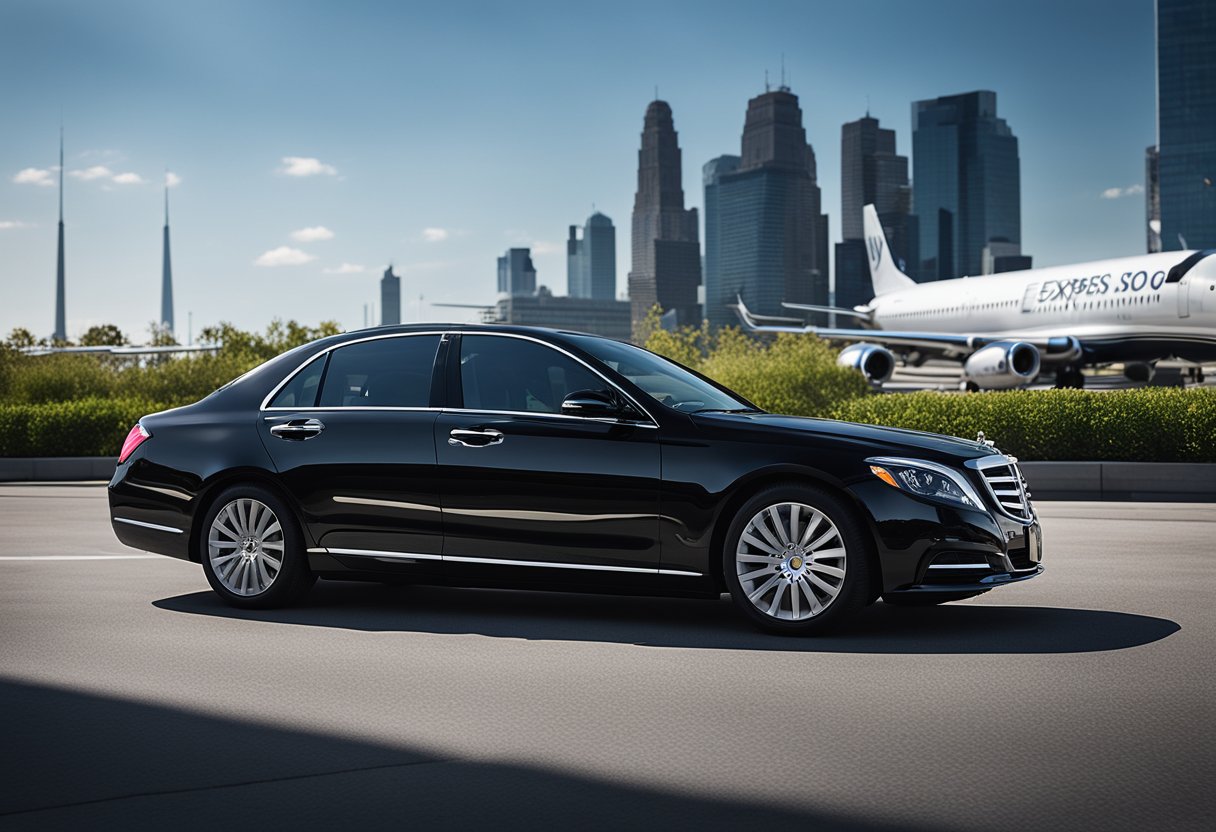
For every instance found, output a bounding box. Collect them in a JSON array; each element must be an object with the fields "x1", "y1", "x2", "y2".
[{"x1": 0, "y1": 1, "x2": 1158, "y2": 339}]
